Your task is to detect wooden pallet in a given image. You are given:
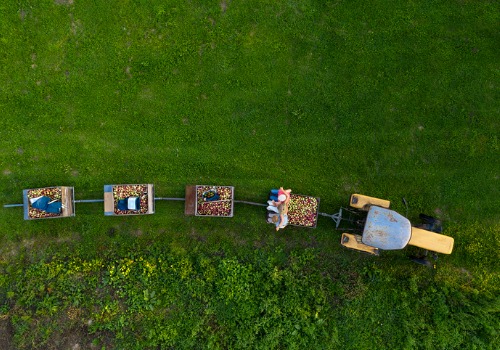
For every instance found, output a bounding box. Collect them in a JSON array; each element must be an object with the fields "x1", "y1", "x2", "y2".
[
  {"x1": 61, "y1": 186, "x2": 75, "y2": 217},
  {"x1": 184, "y1": 185, "x2": 196, "y2": 216},
  {"x1": 104, "y1": 191, "x2": 114, "y2": 214}
]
